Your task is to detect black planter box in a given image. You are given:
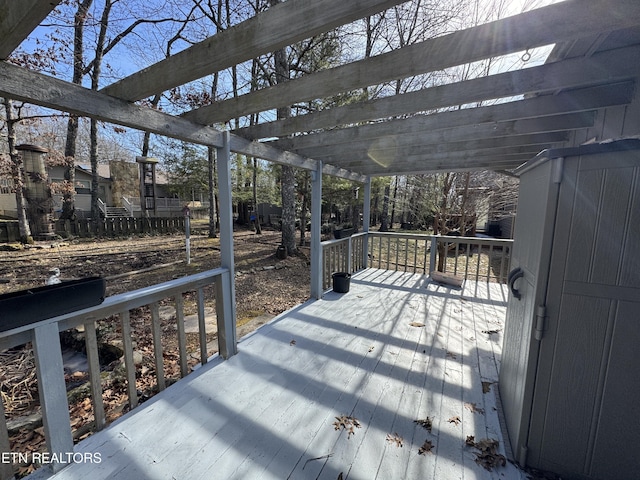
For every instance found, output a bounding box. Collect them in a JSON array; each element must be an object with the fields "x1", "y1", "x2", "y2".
[
  {"x1": 332, "y1": 272, "x2": 351, "y2": 293},
  {"x1": 333, "y1": 227, "x2": 356, "y2": 239},
  {"x1": 0, "y1": 277, "x2": 106, "y2": 333}
]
